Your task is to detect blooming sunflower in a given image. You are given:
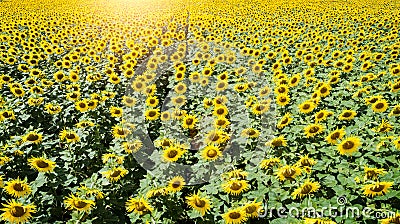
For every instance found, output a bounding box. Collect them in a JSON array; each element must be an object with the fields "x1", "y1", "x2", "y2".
[
  {"x1": 337, "y1": 136, "x2": 361, "y2": 155},
  {"x1": 276, "y1": 165, "x2": 302, "y2": 181},
  {"x1": 314, "y1": 110, "x2": 333, "y2": 123},
  {"x1": 338, "y1": 110, "x2": 357, "y2": 121},
  {"x1": 380, "y1": 213, "x2": 400, "y2": 224},
  {"x1": 298, "y1": 101, "x2": 316, "y2": 114},
  {"x1": 112, "y1": 125, "x2": 131, "y2": 139},
  {"x1": 146, "y1": 187, "x2": 169, "y2": 198},
  {"x1": 291, "y1": 180, "x2": 320, "y2": 199},
  {"x1": 22, "y1": 131, "x2": 42, "y2": 144},
  {"x1": 259, "y1": 158, "x2": 281, "y2": 170},
  {"x1": 109, "y1": 106, "x2": 123, "y2": 117},
  {"x1": 372, "y1": 119, "x2": 393, "y2": 133},
  {"x1": 325, "y1": 128, "x2": 346, "y2": 144},
  {"x1": 277, "y1": 113, "x2": 292, "y2": 129},
  {"x1": 186, "y1": 193, "x2": 212, "y2": 216},
  {"x1": 304, "y1": 123, "x2": 324, "y2": 138},
  {"x1": 102, "y1": 167, "x2": 128, "y2": 182},
  {"x1": 126, "y1": 197, "x2": 154, "y2": 215},
  {"x1": 162, "y1": 146, "x2": 185, "y2": 162},
  {"x1": 297, "y1": 155, "x2": 317, "y2": 167},
  {"x1": 364, "y1": 166, "x2": 386, "y2": 181},
  {"x1": 241, "y1": 128, "x2": 260, "y2": 138},
  {"x1": 266, "y1": 135, "x2": 287, "y2": 147},
  {"x1": 59, "y1": 129, "x2": 80, "y2": 143},
  {"x1": 371, "y1": 99, "x2": 389, "y2": 113},
  {"x1": 389, "y1": 104, "x2": 400, "y2": 116},
  {"x1": 122, "y1": 96, "x2": 137, "y2": 107},
  {"x1": 4, "y1": 178, "x2": 32, "y2": 198},
  {"x1": 222, "y1": 207, "x2": 248, "y2": 224},
  {"x1": 64, "y1": 194, "x2": 95, "y2": 212},
  {"x1": 276, "y1": 94, "x2": 290, "y2": 107},
  {"x1": 362, "y1": 181, "x2": 393, "y2": 197},
  {"x1": 201, "y1": 144, "x2": 222, "y2": 161},
  {"x1": 0, "y1": 200, "x2": 36, "y2": 224},
  {"x1": 28, "y1": 157, "x2": 56, "y2": 172},
  {"x1": 242, "y1": 201, "x2": 263, "y2": 218},
  {"x1": 167, "y1": 176, "x2": 185, "y2": 193},
  {"x1": 182, "y1": 114, "x2": 198, "y2": 129},
  {"x1": 144, "y1": 108, "x2": 160, "y2": 121},
  {"x1": 221, "y1": 179, "x2": 249, "y2": 196}
]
